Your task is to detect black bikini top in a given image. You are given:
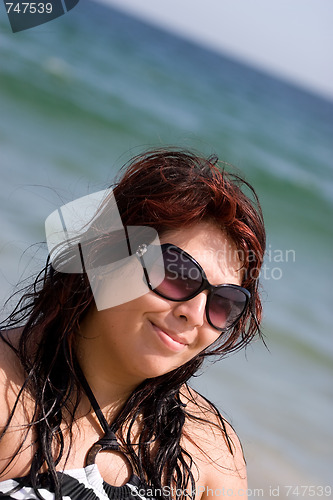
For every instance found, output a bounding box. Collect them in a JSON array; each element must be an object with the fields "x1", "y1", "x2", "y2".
[{"x1": 76, "y1": 363, "x2": 128, "y2": 468}]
